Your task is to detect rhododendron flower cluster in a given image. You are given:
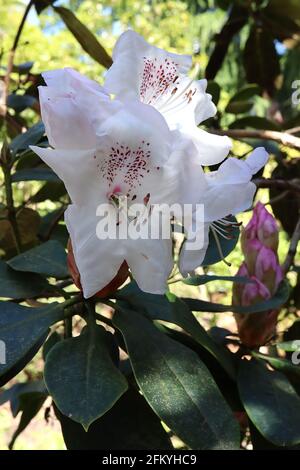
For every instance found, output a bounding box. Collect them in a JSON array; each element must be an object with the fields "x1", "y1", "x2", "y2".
[
  {"x1": 233, "y1": 202, "x2": 283, "y2": 348},
  {"x1": 31, "y1": 30, "x2": 268, "y2": 297}
]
